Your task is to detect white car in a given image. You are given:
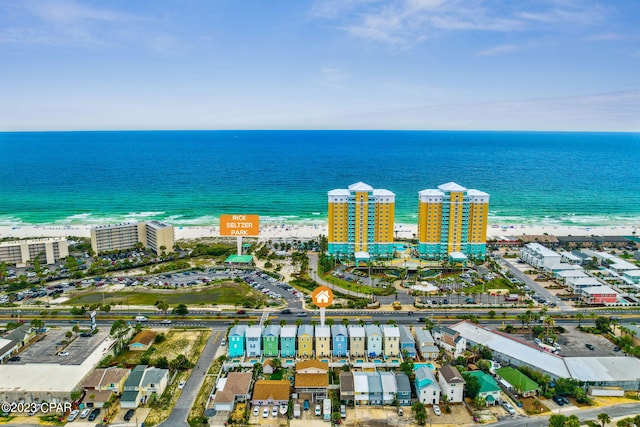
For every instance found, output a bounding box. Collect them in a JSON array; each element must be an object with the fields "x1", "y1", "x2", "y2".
[
  {"x1": 58, "y1": 351, "x2": 69, "y2": 357},
  {"x1": 252, "y1": 406, "x2": 260, "y2": 417},
  {"x1": 262, "y1": 407, "x2": 269, "y2": 418},
  {"x1": 272, "y1": 406, "x2": 278, "y2": 417},
  {"x1": 433, "y1": 405, "x2": 441, "y2": 416},
  {"x1": 67, "y1": 409, "x2": 80, "y2": 421},
  {"x1": 502, "y1": 401, "x2": 516, "y2": 415},
  {"x1": 315, "y1": 404, "x2": 321, "y2": 416},
  {"x1": 80, "y1": 408, "x2": 91, "y2": 418},
  {"x1": 178, "y1": 380, "x2": 186, "y2": 389}
]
